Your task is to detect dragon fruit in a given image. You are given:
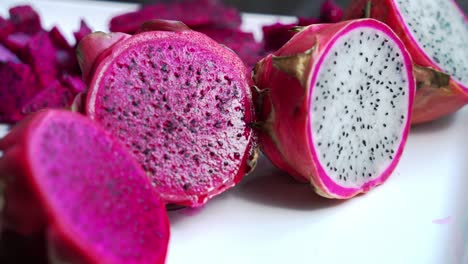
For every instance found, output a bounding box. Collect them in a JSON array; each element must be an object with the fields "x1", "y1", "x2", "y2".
[
  {"x1": 0, "y1": 110, "x2": 170, "y2": 263},
  {"x1": 21, "y1": 80, "x2": 75, "y2": 115},
  {"x1": 78, "y1": 20, "x2": 257, "y2": 206},
  {"x1": 253, "y1": 19, "x2": 415, "y2": 198},
  {"x1": 109, "y1": 0, "x2": 241, "y2": 34},
  {"x1": 8, "y1": 5, "x2": 42, "y2": 35},
  {"x1": 0, "y1": 62, "x2": 39, "y2": 123},
  {"x1": 196, "y1": 27, "x2": 265, "y2": 68},
  {"x1": 73, "y1": 19, "x2": 92, "y2": 45},
  {"x1": 345, "y1": 0, "x2": 468, "y2": 124}
]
